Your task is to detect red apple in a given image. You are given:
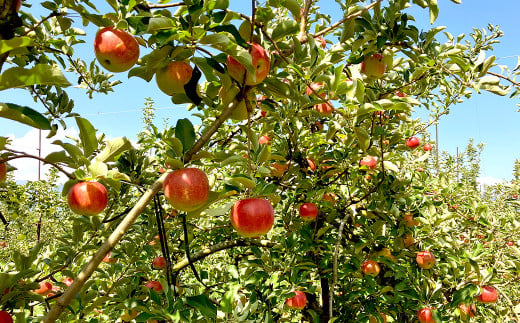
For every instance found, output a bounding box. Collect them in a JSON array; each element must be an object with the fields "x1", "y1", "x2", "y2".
[
  {"x1": 155, "y1": 61, "x2": 193, "y2": 95},
  {"x1": 94, "y1": 26, "x2": 139, "y2": 72},
  {"x1": 361, "y1": 53, "x2": 386, "y2": 79},
  {"x1": 423, "y1": 143, "x2": 433, "y2": 151},
  {"x1": 458, "y1": 303, "x2": 477, "y2": 320},
  {"x1": 0, "y1": 241, "x2": 6, "y2": 248},
  {"x1": 403, "y1": 213, "x2": 419, "y2": 227},
  {"x1": 0, "y1": 311, "x2": 13, "y2": 323},
  {"x1": 406, "y1": 137, "x2": 420, "y2": 149},
  {"x1": 67, "y1": 181, "x2": 108, "y2": 216},
  {"x1": 361, "y1": 260, "x2": 381, "y2": 277},
  {"x1": 163, "y1": 168, "x2": 210, "y2": 212},
  {"x1": 322, "y1": 193, "x2": 337, "y2": 205},
  {"x1": 418, "y1": 307, "x2": 436, "y2": 323},
  {"x1": 307, "y1": 158, "x2": 317, "y2": 171},
  {"x1": 0, "y1": 159, "x2": 6, "y2": 182},
  {"x1": 102, "y1": 251, "x2": 117, "y2": 264},
  {"x1": 230, "y1": 198, "x2": 275, "y2": 238},
  {"x1": 33, "y1": 281, "x2": 53, "y2": 296},
  {"x1": 270, "y1": 162, "x2": 288, "y2": 178},
  {"x1": 395, "y1": 91, "x2": 406, "y2": 97},
  {"x1": 476, "y1": 286, "x2": 498, "y2": 303},
  {"x1": 227, "y1": 43, "x2": 270, "y2": 86},
  {"x1": 507, "y1": 241, "x2": 515, "y2": 246},
  {"x1": 120, "y1": 309, "x2": 138, "y2": 322},
  {"x1": 152, "y1": 256, "x2": 166, "y2": 270},
  {"x1": 416, "y1": 251, "x2": 436, "y2": 269},
  {"x1": 306, "y1": 82, "x2": 325, "y2": 96},
  {"x1": 369, "y1": 313, "x2": 387, "y2": 323},
  {"x1": 145, "y1": 281, "x2": 163, "y2": 293},
  {"x1": 315, "y1": 36, "x2": 327, "y2": 48},
  {"x1": 299, "y1": 203, "x2": 318, "y2": 221},
  {"x1": 360, "y1": 156, "x2": 377, "y2": 170},
  {"x1": 314, "y1": 101, "x2": 333, "y2": 115},
  {"x1": 403, "y1": 234, "x2": 415, "y2": 248},
  {"x1": 258, "y1": 135, "x2": 271, "y2": 145},
  {"x1": 285, "y1": 290, "x2": 307, "y2": 310},
  {"x1": 63, "y1": 277, "x2": 74, "y2": 287}
]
